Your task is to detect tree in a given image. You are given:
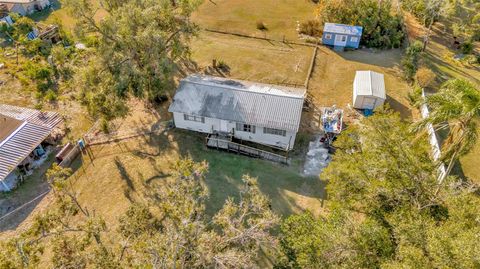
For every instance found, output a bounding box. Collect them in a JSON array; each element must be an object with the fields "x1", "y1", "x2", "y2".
[
  {"x1": 315, "y1": 0, "x2": 405, "y2": 48},
  {"x1": 278, "y1": 110, "x2": 480, "y2": 268},
  {"x1": 118, "y1": 159, "x2": 279, "y2": 268},
  {"x1": 418, "y1": 79, "x2": 480, "y2": 182},
  {"x1": 64, "y1": 0, "x2": 201, "y2": 121},
  {"x1": 0, "y1": 159, "x2": 279, "y2": 268},
  {"x1": 402, "y1": 41, "x2": 423, "y2": 81}
]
